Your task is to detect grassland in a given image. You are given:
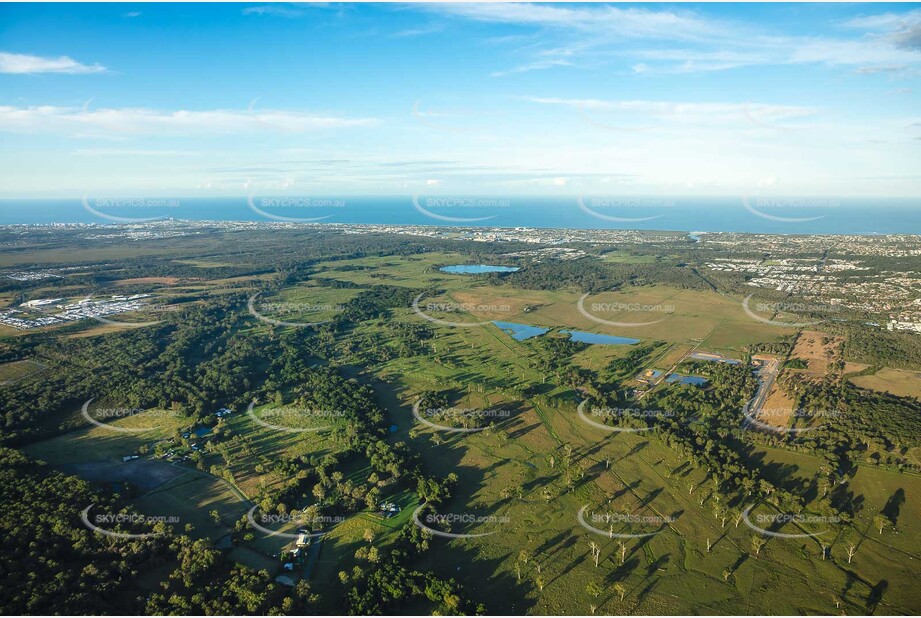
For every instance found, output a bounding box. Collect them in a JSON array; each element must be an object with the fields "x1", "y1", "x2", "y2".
[
  {"x1": 8, "y1": 247, "x2": 919, "y2": 615},
  {"x1": 0, "y1": 359, "x2": 45, "y2": 384},
  {"x1": 295, "y1": 255, "x2": 917, "y2": 614},
  {"x1": 850, "y1": 368, "x2": 921, "y2": 399}
]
